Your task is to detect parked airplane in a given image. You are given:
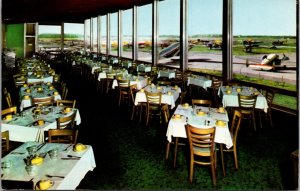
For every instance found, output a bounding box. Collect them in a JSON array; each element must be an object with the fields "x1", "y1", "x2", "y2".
[{"x1": 247, "y1": 53, "x2": 295, "y2": 71}]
